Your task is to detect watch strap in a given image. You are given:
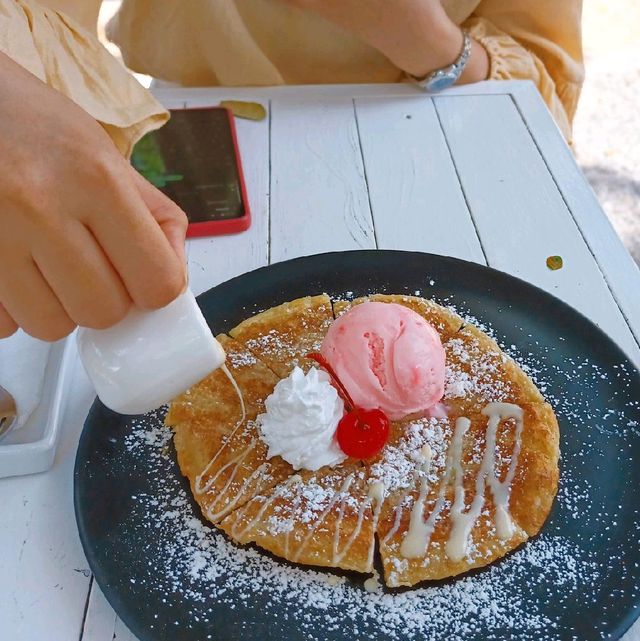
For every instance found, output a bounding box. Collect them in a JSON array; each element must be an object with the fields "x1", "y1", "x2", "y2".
[{"x1": 409, "y1": 30, "x2": 472, "y2": 91}]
